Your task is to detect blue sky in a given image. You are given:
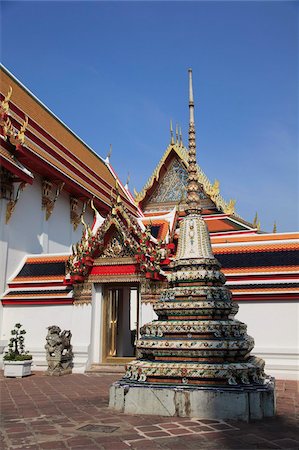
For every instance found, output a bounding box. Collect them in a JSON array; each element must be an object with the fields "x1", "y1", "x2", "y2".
[{"x1": 1, "y1": 1, "x2": 298, "y2": 232}]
